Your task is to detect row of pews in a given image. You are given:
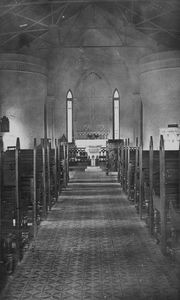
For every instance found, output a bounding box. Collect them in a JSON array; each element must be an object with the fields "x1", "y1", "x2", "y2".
[
  {"x1": 0, "y1": 137, "x2": 69, "y2": 276},
  {"x1": 118, "y1": 135, "x2": 180, "y2": 258}
]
